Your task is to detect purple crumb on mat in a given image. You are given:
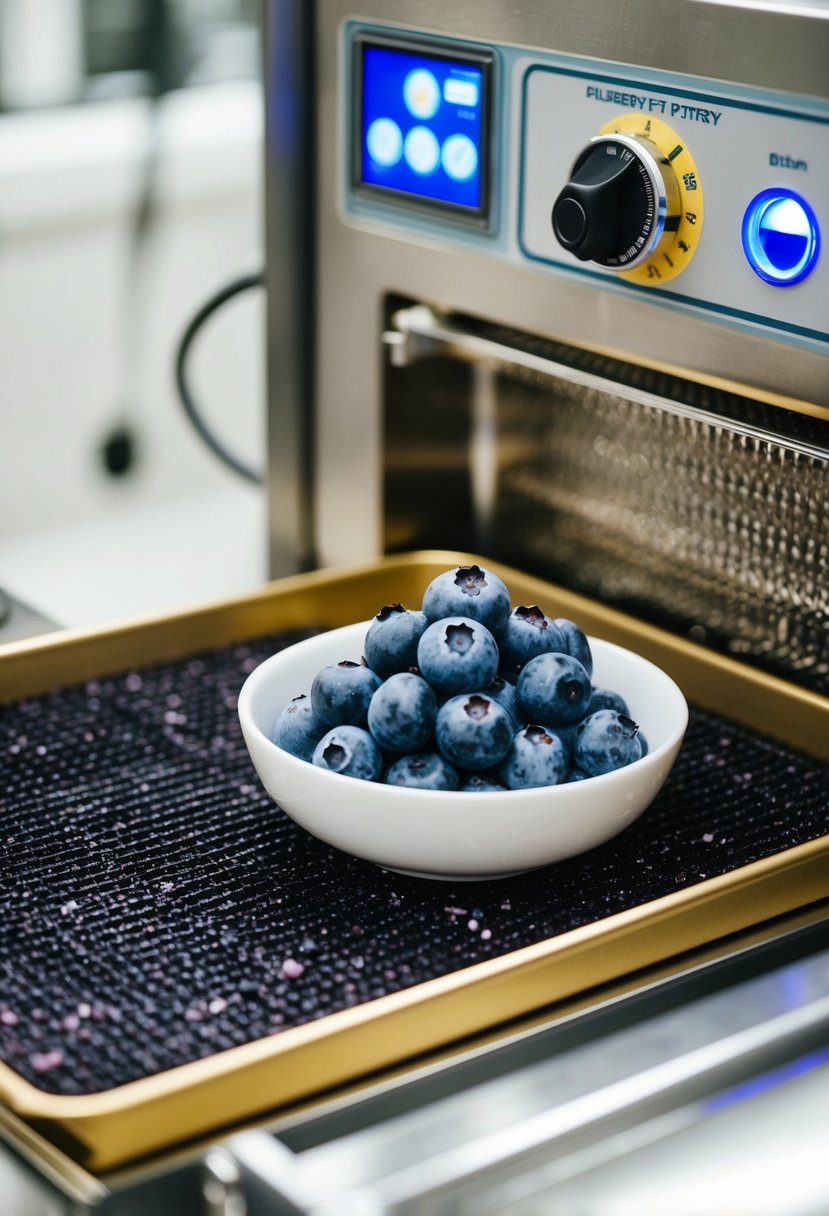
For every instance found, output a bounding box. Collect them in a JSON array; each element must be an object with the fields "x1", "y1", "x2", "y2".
[
  {"x1": 282, "y1": 958, "x2": 305, "y2": 980},
  {"x1": 30, "y1": 1049, "x2": 64, "y2": 1074},
  {"x1": 2, "y1": 629, "x2": 825, "y2": 1101}
]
